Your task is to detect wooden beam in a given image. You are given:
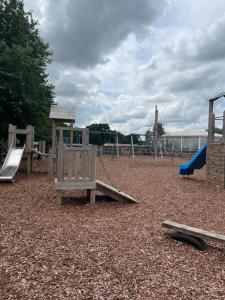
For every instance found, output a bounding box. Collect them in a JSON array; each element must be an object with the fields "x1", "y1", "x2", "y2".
[
  {"x1": 208, "y1": 100, "x2": 214, "y2": 141},
  {"x1": 96, "y1": 180, "x2": 139, "y2": 203},
  {"x1": 223, "y1": 110, "x2": 225, "y2": 141},
  {"x1": 162, "y1": 220, "x2": 225, "y2": 244}
]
